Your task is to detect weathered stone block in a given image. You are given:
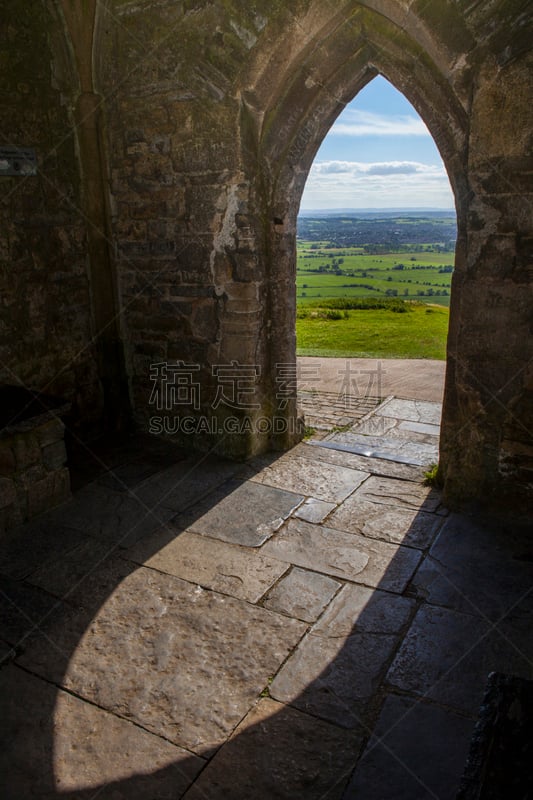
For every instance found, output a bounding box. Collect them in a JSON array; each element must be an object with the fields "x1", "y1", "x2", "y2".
[
  {"x1": 18, "y1": 464, "x2": 47, "y2": 488},
  {"x1": 0, "y1": 442, "x2": 15, "y2": 476},
  {"x1": 41, "y1": 440, "x2": 67, "y2": 471},
  {"x1": 263, "y1": 567, "x2": 341, "y2": 622},
  {"x1": 0, "y1": 477, "x2": 17, "y2": 510},
  {"x1": 12, "y1": 434, "x2": 40, "y2": 471},
  {"x1": 264, "y1": 516, "x2": 422, "y2": 592},
  {"x1": 182, "y1": 698, "x2": 361, "y2": 800},
  {"x1": 34, "y1": 417, "x2": 65, "y2": 447},
  {"x1": 127, "y1": 529, "x2": 288, "y2": 603},
  {"x1": 19, "y1": 566, "x2": 307, "y2": 754}
]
